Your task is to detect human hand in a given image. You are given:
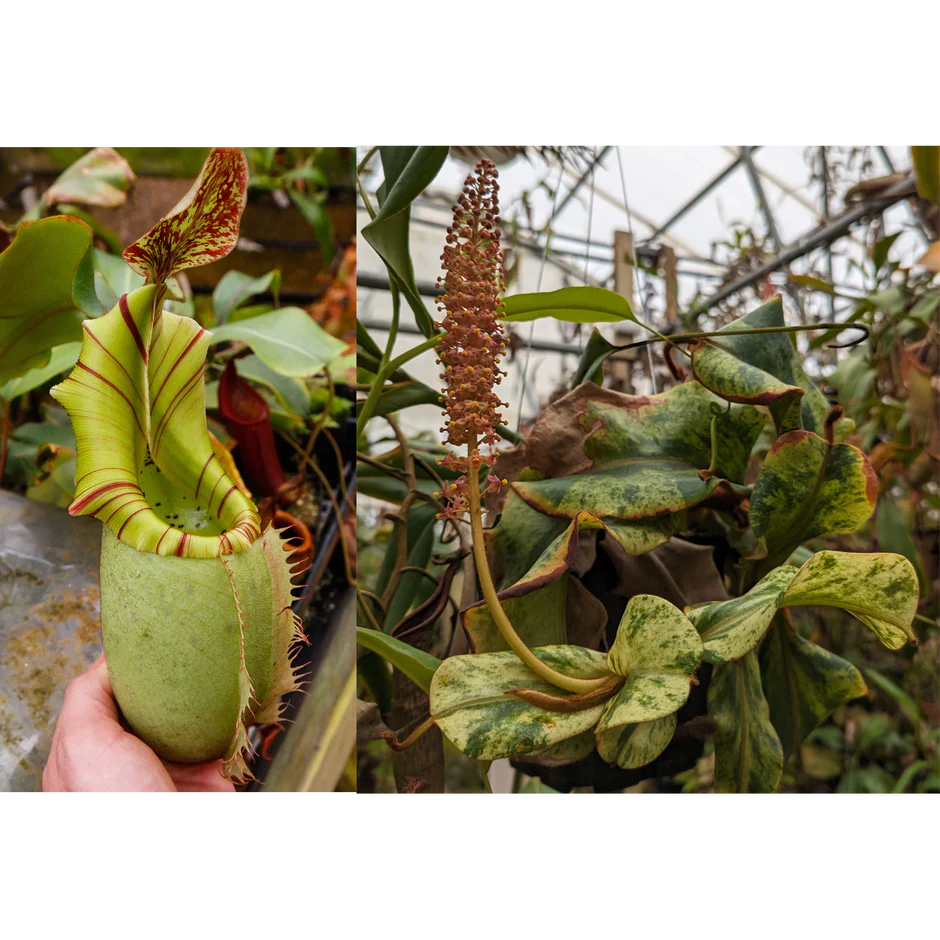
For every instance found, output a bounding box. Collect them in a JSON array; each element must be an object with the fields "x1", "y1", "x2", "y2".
[{"x1": 43, "y1": 656, "x2": 235, "y2": 792}]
